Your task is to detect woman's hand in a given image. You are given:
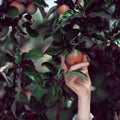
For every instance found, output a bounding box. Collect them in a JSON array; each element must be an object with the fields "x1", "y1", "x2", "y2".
[
  {"x1": 61, "y1": 54, "x2": 92, "y2": 120},
  {"x1": 61, "y1": 54, "x2": 91, "y2": 99}
]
